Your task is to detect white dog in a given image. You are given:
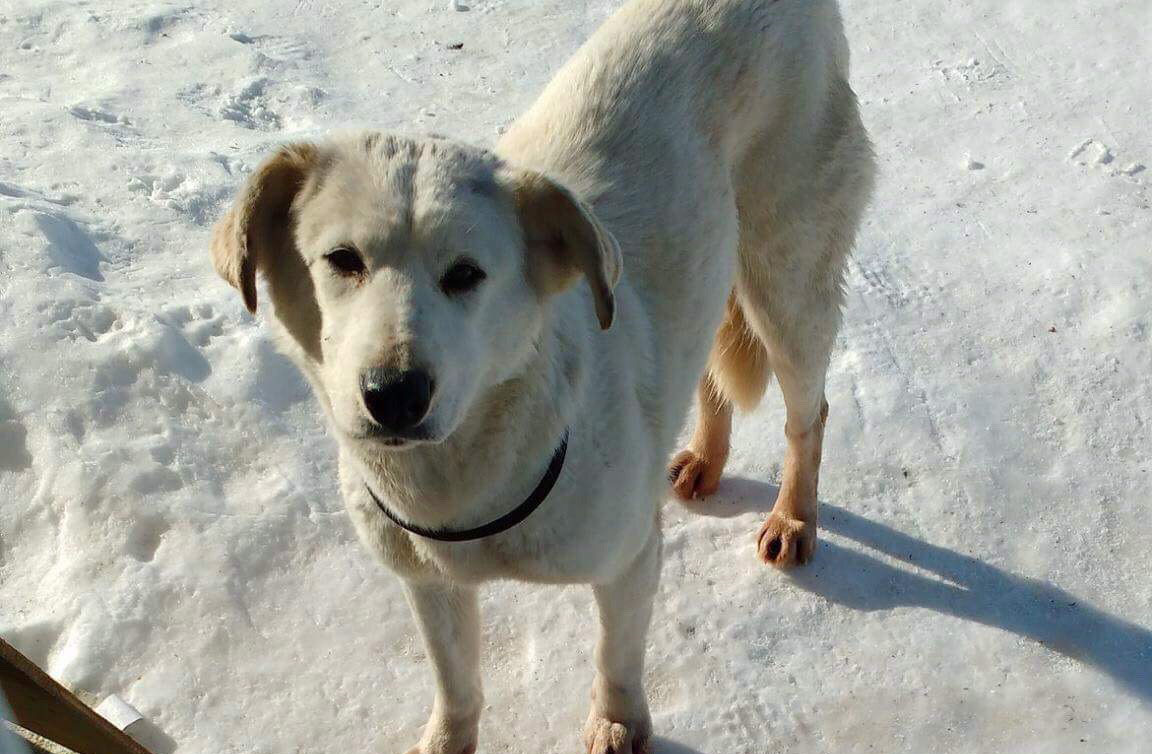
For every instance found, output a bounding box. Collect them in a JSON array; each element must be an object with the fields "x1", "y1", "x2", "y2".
[{"x1": 211, "y1": 0, "x2": 873, "y2": 751}]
